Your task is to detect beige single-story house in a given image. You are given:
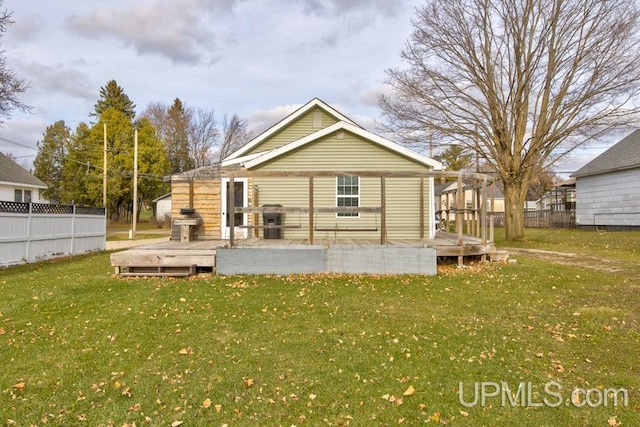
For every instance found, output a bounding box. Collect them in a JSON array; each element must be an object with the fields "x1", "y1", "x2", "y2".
[{"x1": 170, "y1": 98, "x2": 443, "y2": 241}]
